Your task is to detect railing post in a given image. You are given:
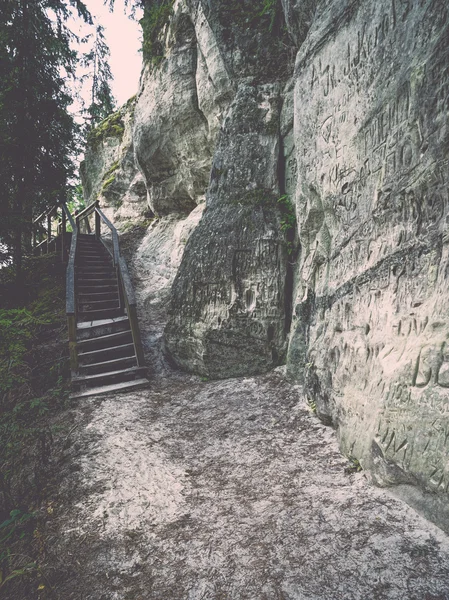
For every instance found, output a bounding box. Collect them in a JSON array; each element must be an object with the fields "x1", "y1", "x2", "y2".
[
  {"x1": 32, "y1": 223, "x2": 37, "y2": 253},
  {"x1": 61, "y1": 204, "x2": 67, "y2": 263},
  {"x1": 128, "y1": 304, "x2": 145, "y2": 367},
  {"x1": 95, "y1": 206, "x2": 101, "y2": 239},
  {"x1": 117, "y1": 267, "x2": 125, "y2": 310},
  {"x1": 47, "y1": 213, "x2": 52, "y2": 254},
  {"x1": 67, "y1": 314, "x2": 78, "y2": 373}
]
